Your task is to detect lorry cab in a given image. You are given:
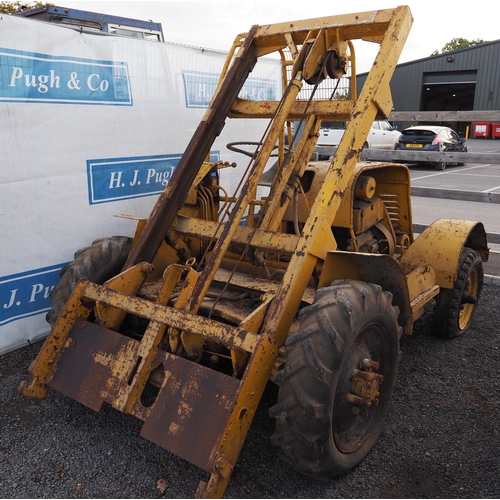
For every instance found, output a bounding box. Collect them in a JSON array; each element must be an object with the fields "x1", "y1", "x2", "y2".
[{"x1": 16, "y1": 4, "x2": 164, "y2": 41}]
